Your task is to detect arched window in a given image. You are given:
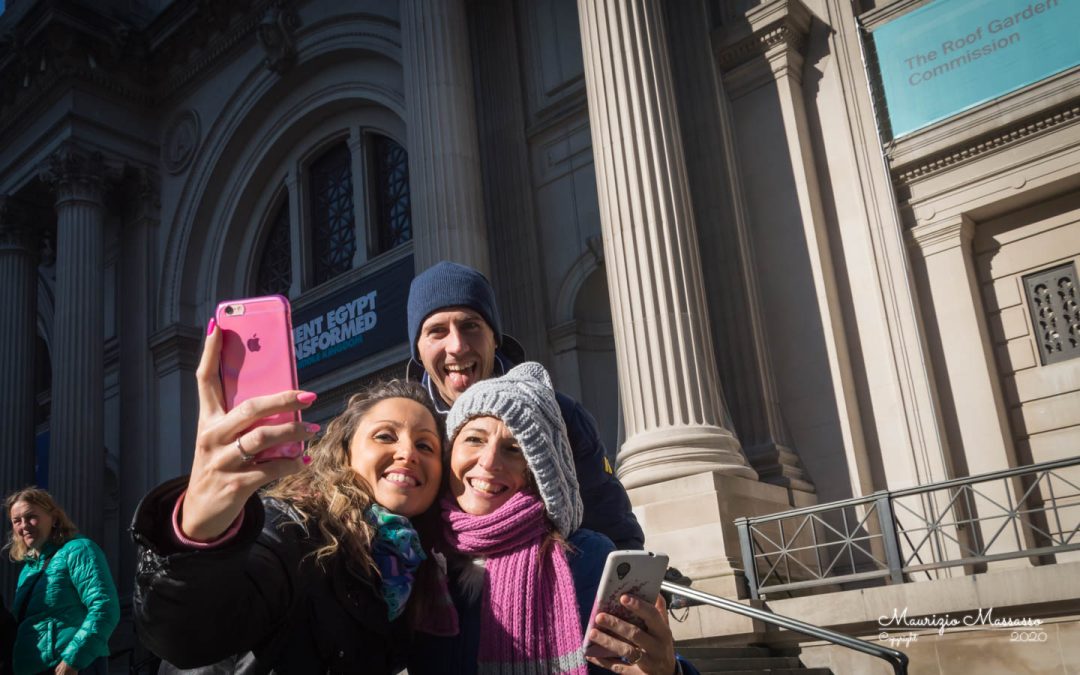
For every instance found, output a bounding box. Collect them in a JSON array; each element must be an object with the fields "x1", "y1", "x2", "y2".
[
  {"x1": 254, "y1": 131, "x2": 411, "y2": 296},
  {"x1": 256, "y1": 198, "x2": 292, "y2": 296},
  {"x1": 372, "y1": 135, "x2": 411, "y2": 255},
  {"x1": 309, "y1": 143, "x2": 356, "y2": 285}
]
